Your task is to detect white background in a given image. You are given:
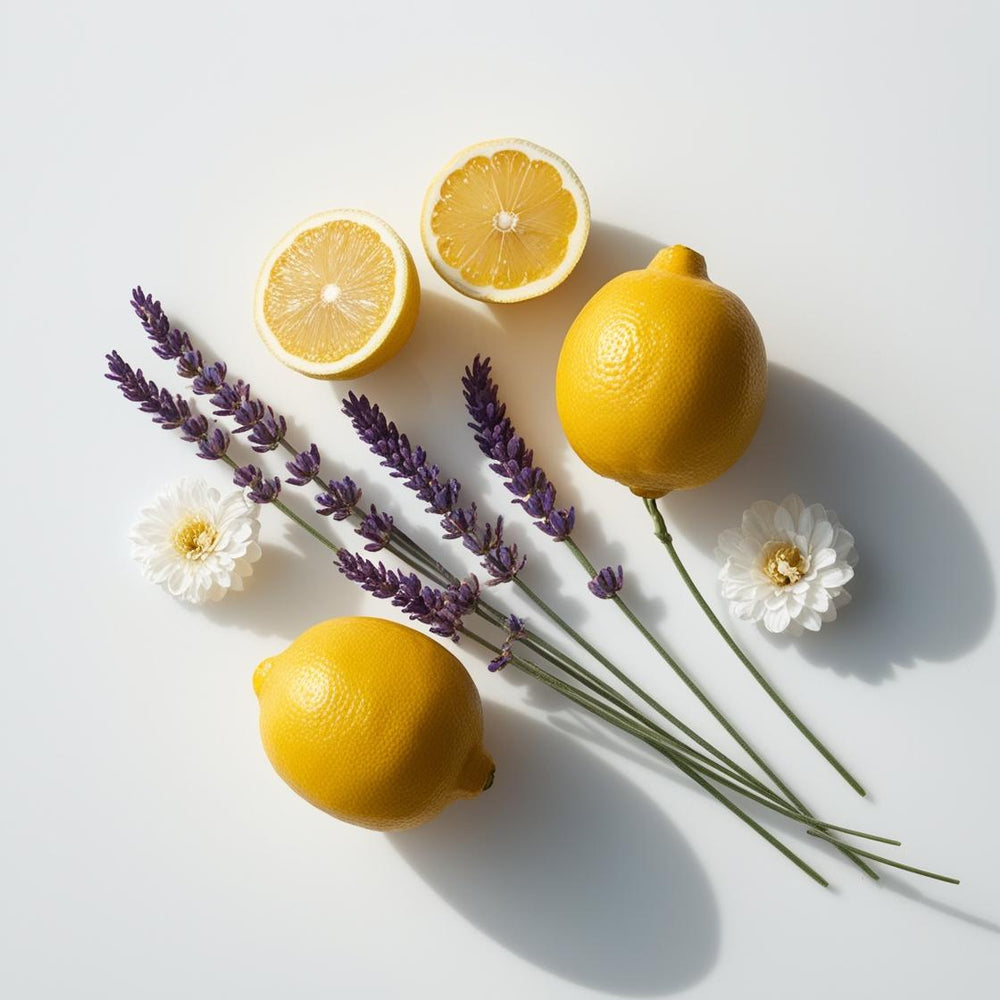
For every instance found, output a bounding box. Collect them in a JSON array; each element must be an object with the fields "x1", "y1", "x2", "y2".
[{"x1": 3, "y1": 1, "x2": 999, "y2": 997}]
